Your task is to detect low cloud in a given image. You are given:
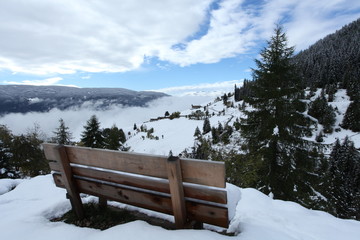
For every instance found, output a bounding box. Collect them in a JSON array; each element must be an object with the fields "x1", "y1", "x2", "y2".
[
  {"x1": 0, "y1": 96, "x2": 211, "y2": 141},
  {"x1": 153, "y1": 80, "x2": 244, "y2": 96}
]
